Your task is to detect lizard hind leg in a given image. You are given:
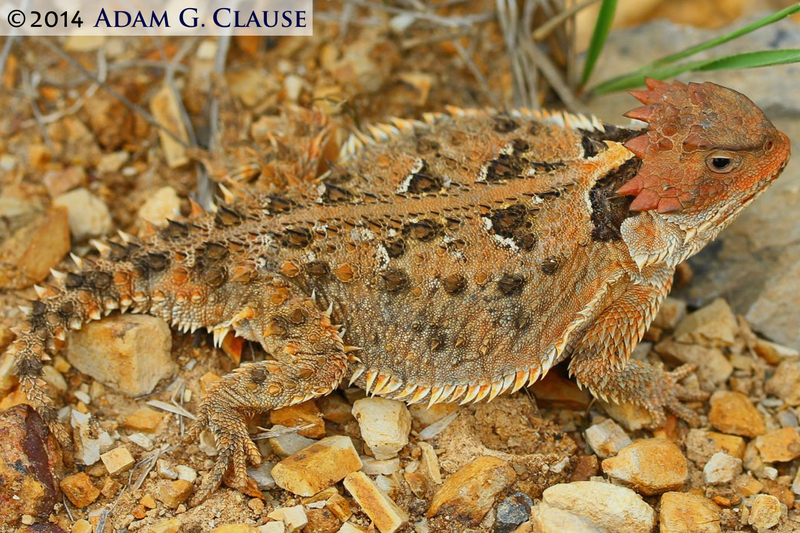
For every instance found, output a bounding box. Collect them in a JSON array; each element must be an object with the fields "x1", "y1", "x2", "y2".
[{"x1": 186, "y1": 297, "x2": 348, "y2": 504}]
